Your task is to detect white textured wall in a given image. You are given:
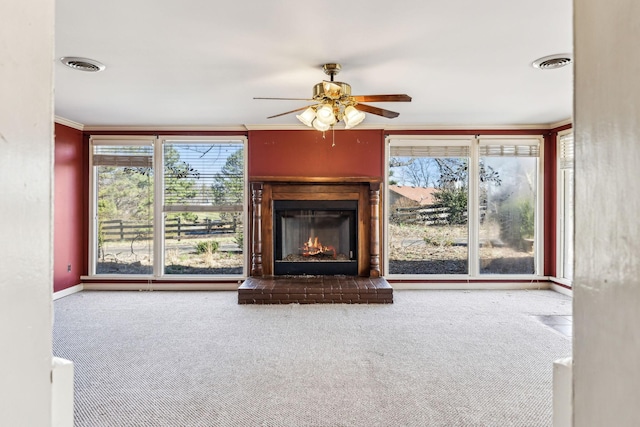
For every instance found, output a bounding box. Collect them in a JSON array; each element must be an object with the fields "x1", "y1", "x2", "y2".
[
  {"x1": 0, "y1": 0, "x2": 54, "y2": 425},
  {"x1": 574, "y1": 0, "x2": 640, "y2": 426}
]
